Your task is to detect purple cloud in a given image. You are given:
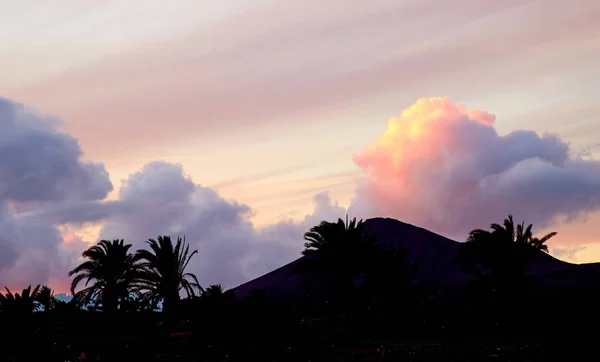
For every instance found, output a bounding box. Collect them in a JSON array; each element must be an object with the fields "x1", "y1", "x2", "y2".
[{"x1": 0, "y1": 98, "x2": 111, "y2": 287}]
